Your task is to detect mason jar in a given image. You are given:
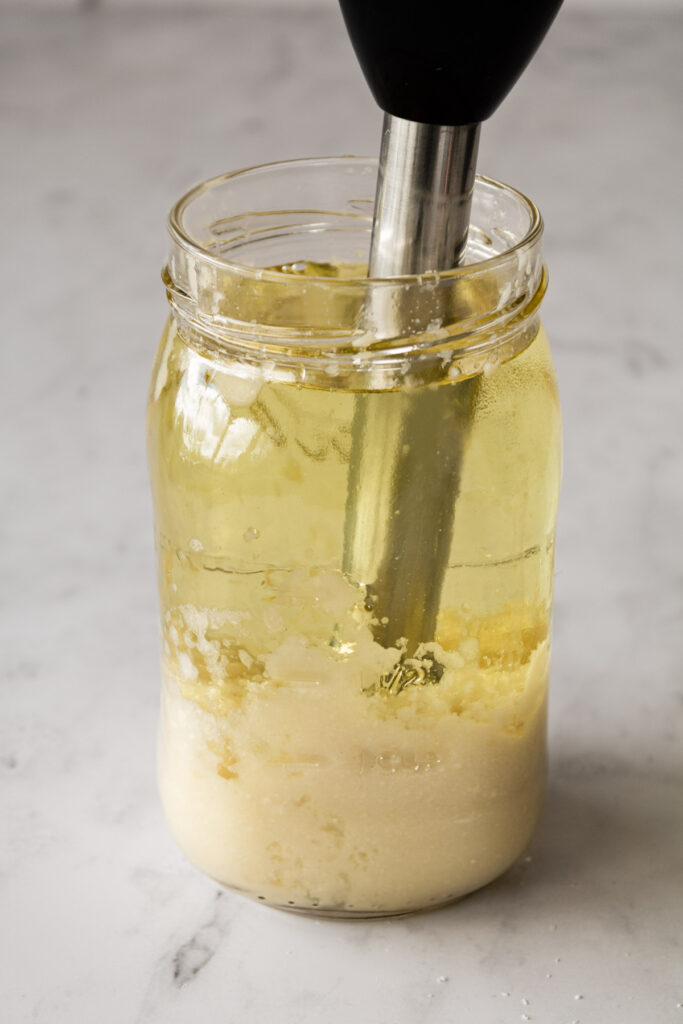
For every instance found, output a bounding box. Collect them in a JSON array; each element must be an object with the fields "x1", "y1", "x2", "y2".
[{"x1": 147, "y1": 157, "x2": 561, "y2": 917}]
